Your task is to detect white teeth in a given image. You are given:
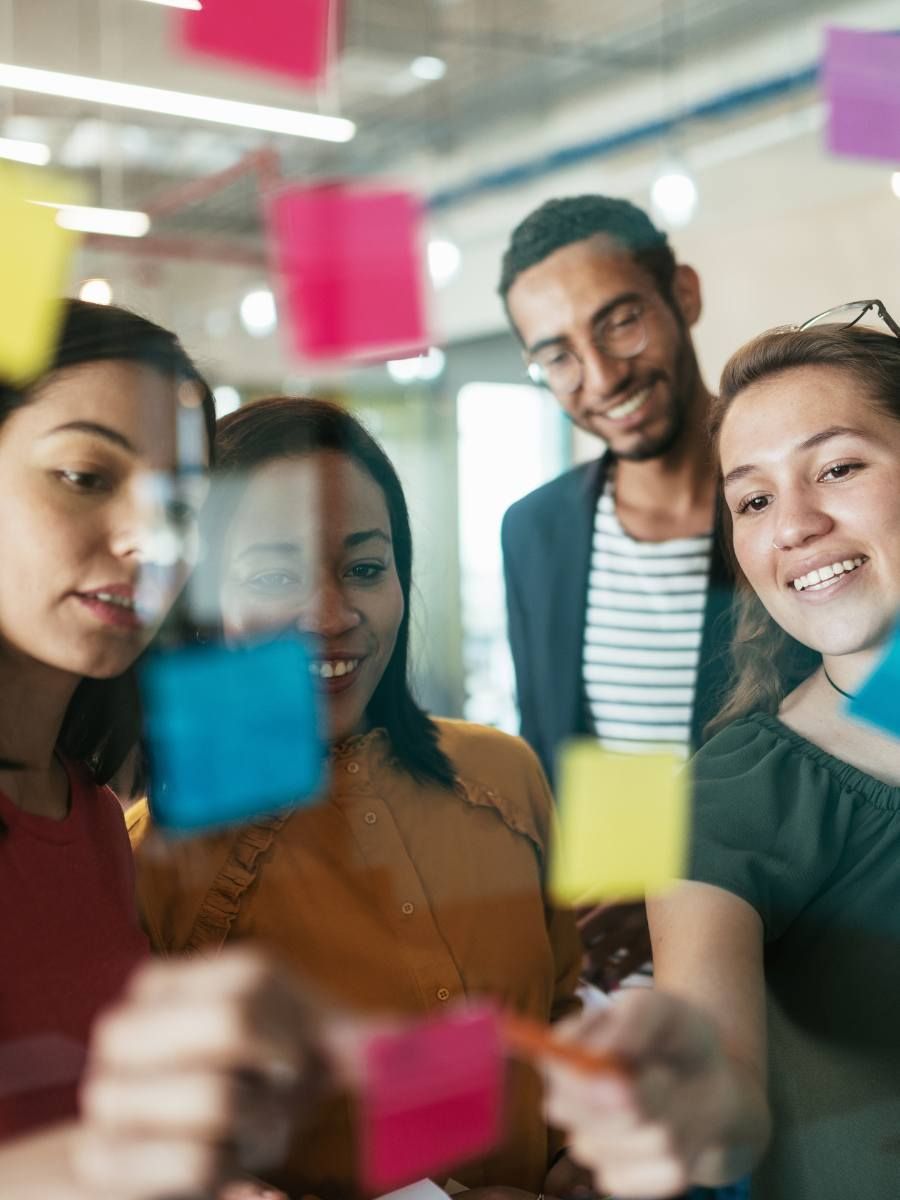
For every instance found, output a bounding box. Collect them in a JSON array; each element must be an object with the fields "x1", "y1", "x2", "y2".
[
  {"x1": 94, "y1": 592, "x2": 135, "y2": 609},
  {"x1": 309, "y1": 659, "x2": 359, "y2": 679},
  {"x1": 606, "y1": 388, "x2": 650, "y2": 420},
  {"x1": 792, "y1": 558, "x2": 865, "y2": 591}
]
